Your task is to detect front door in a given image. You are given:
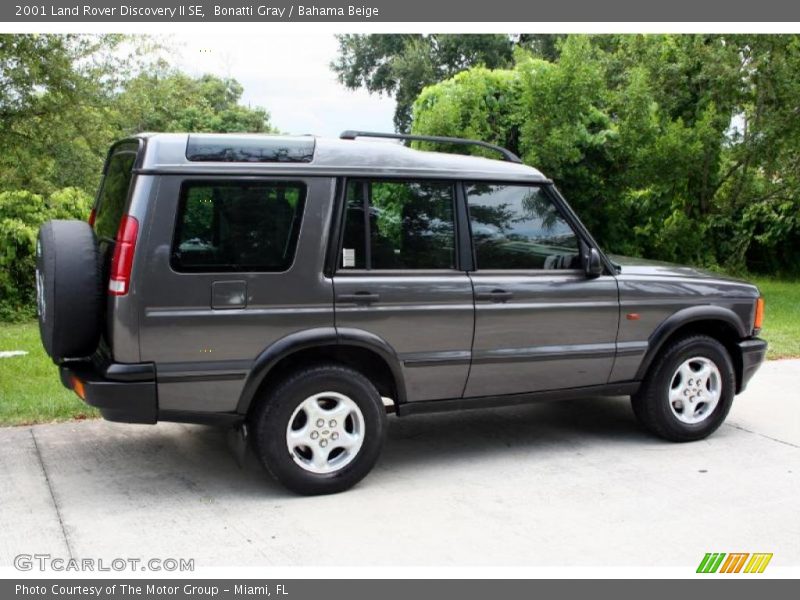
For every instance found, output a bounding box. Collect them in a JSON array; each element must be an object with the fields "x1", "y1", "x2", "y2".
[
  {"x1": 463, "y1": 183, "x2": 619, "y2": 398},
  {"x1": 333, "y1": 178, "x2": 474, "y2": 402}
]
